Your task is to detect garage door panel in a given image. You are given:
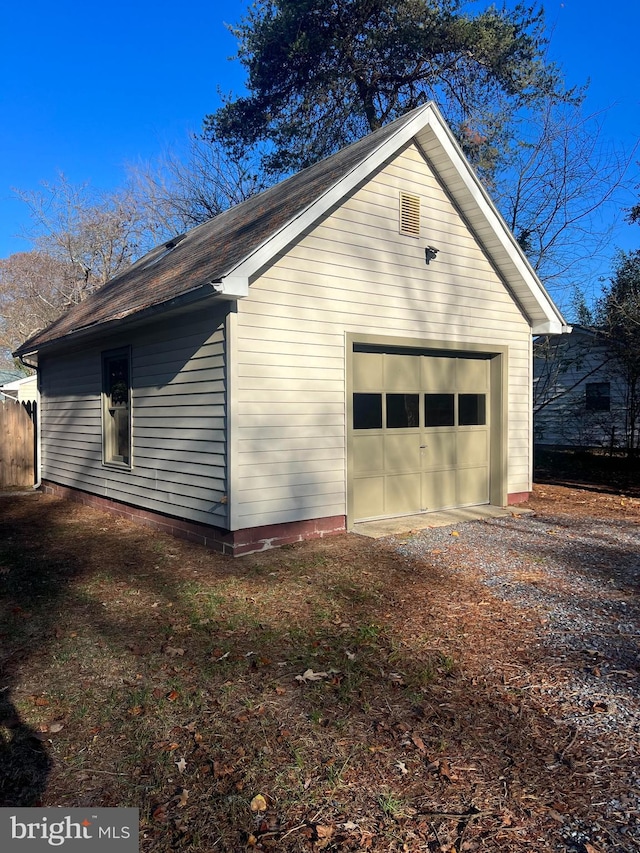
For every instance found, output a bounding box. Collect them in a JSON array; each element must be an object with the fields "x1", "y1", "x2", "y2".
[
  {"x1": 456, "y1": 466, "x2": 490, "y2": 505},
  {"x1": 384, "y1": 433, "x2": 422, "y2": 471},
  {"x1": 421, "y1": 356, "x2": 456, "y2": 391},
  {"x1": 456, "y1": 358, "x2": 489, "y2": 391},
  {"x1": 353, "y1": 434, "x2": 384, "y2": 474},
  {"x1": 457, "y1": 430, "x2": 489, "y2": 466},
  {"x1": 384, "y1": 354, "x2": 421, "y2": 391},
  {"x1": 422, "y1": 470, "x2": 457, "y2": 511},
  {"x1": 422, "y1": 431, "x2": 456, "y2": 468},
  {"x1": 354, "y1": 477, "x2": 385, "y2": 519},
  {"x1": 386, "y1": 474, "x2": 421, "y2": 514},
  {"x1": 353, "y1": 352, "x2": 383, "y2": 391}
]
